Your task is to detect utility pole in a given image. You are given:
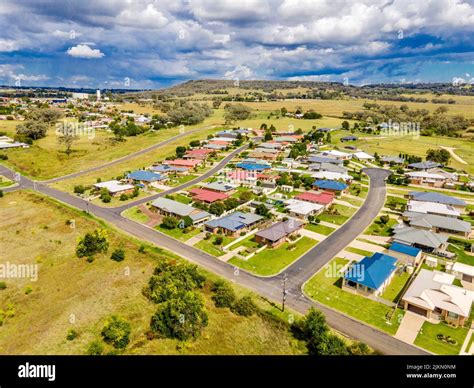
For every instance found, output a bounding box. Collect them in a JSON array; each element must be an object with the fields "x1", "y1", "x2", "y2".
[{"x1": 282, "y1": 273, "x2": 288, "y2": 312}]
